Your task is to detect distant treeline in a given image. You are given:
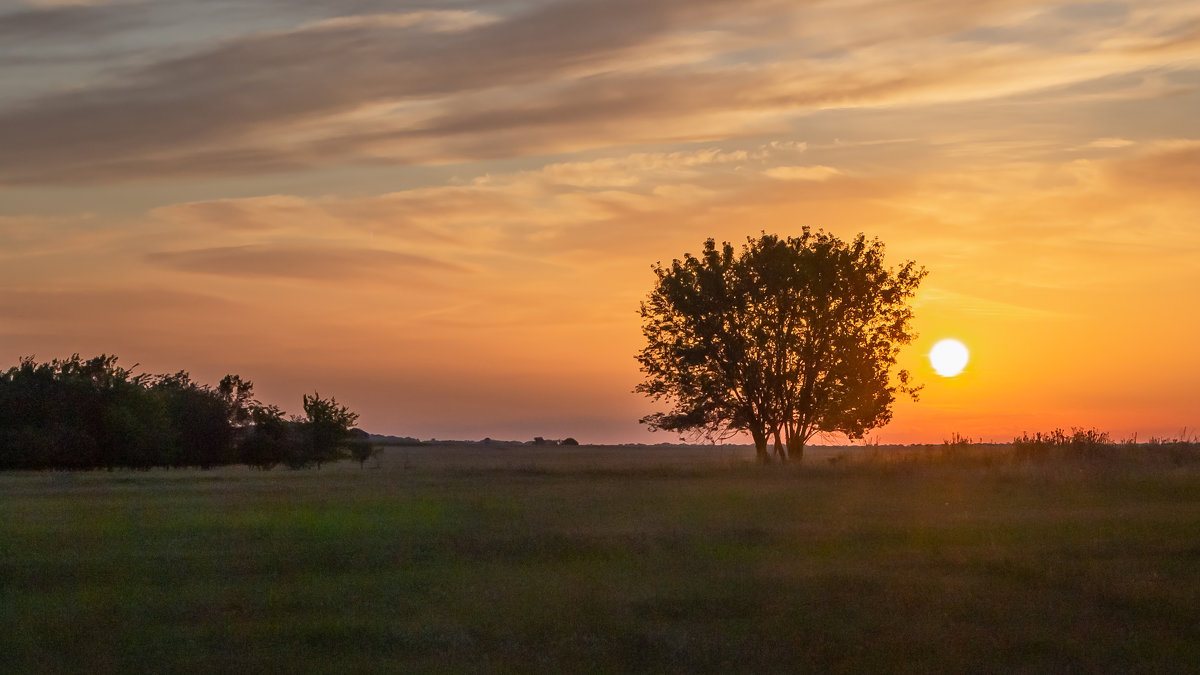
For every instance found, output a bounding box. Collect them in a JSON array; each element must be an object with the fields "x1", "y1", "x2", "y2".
[{"x1": 0, "y1": 354, "x2": 369, "y2": 471}]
